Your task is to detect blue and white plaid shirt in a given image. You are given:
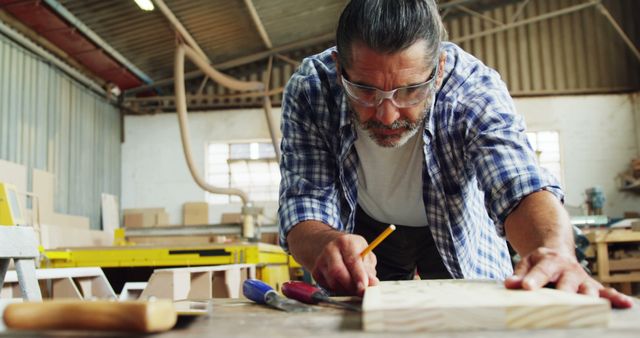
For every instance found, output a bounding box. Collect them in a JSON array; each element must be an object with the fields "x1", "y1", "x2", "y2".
[{"x1": 278, "y1": 42, "x2": 564, "y2": 280}]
